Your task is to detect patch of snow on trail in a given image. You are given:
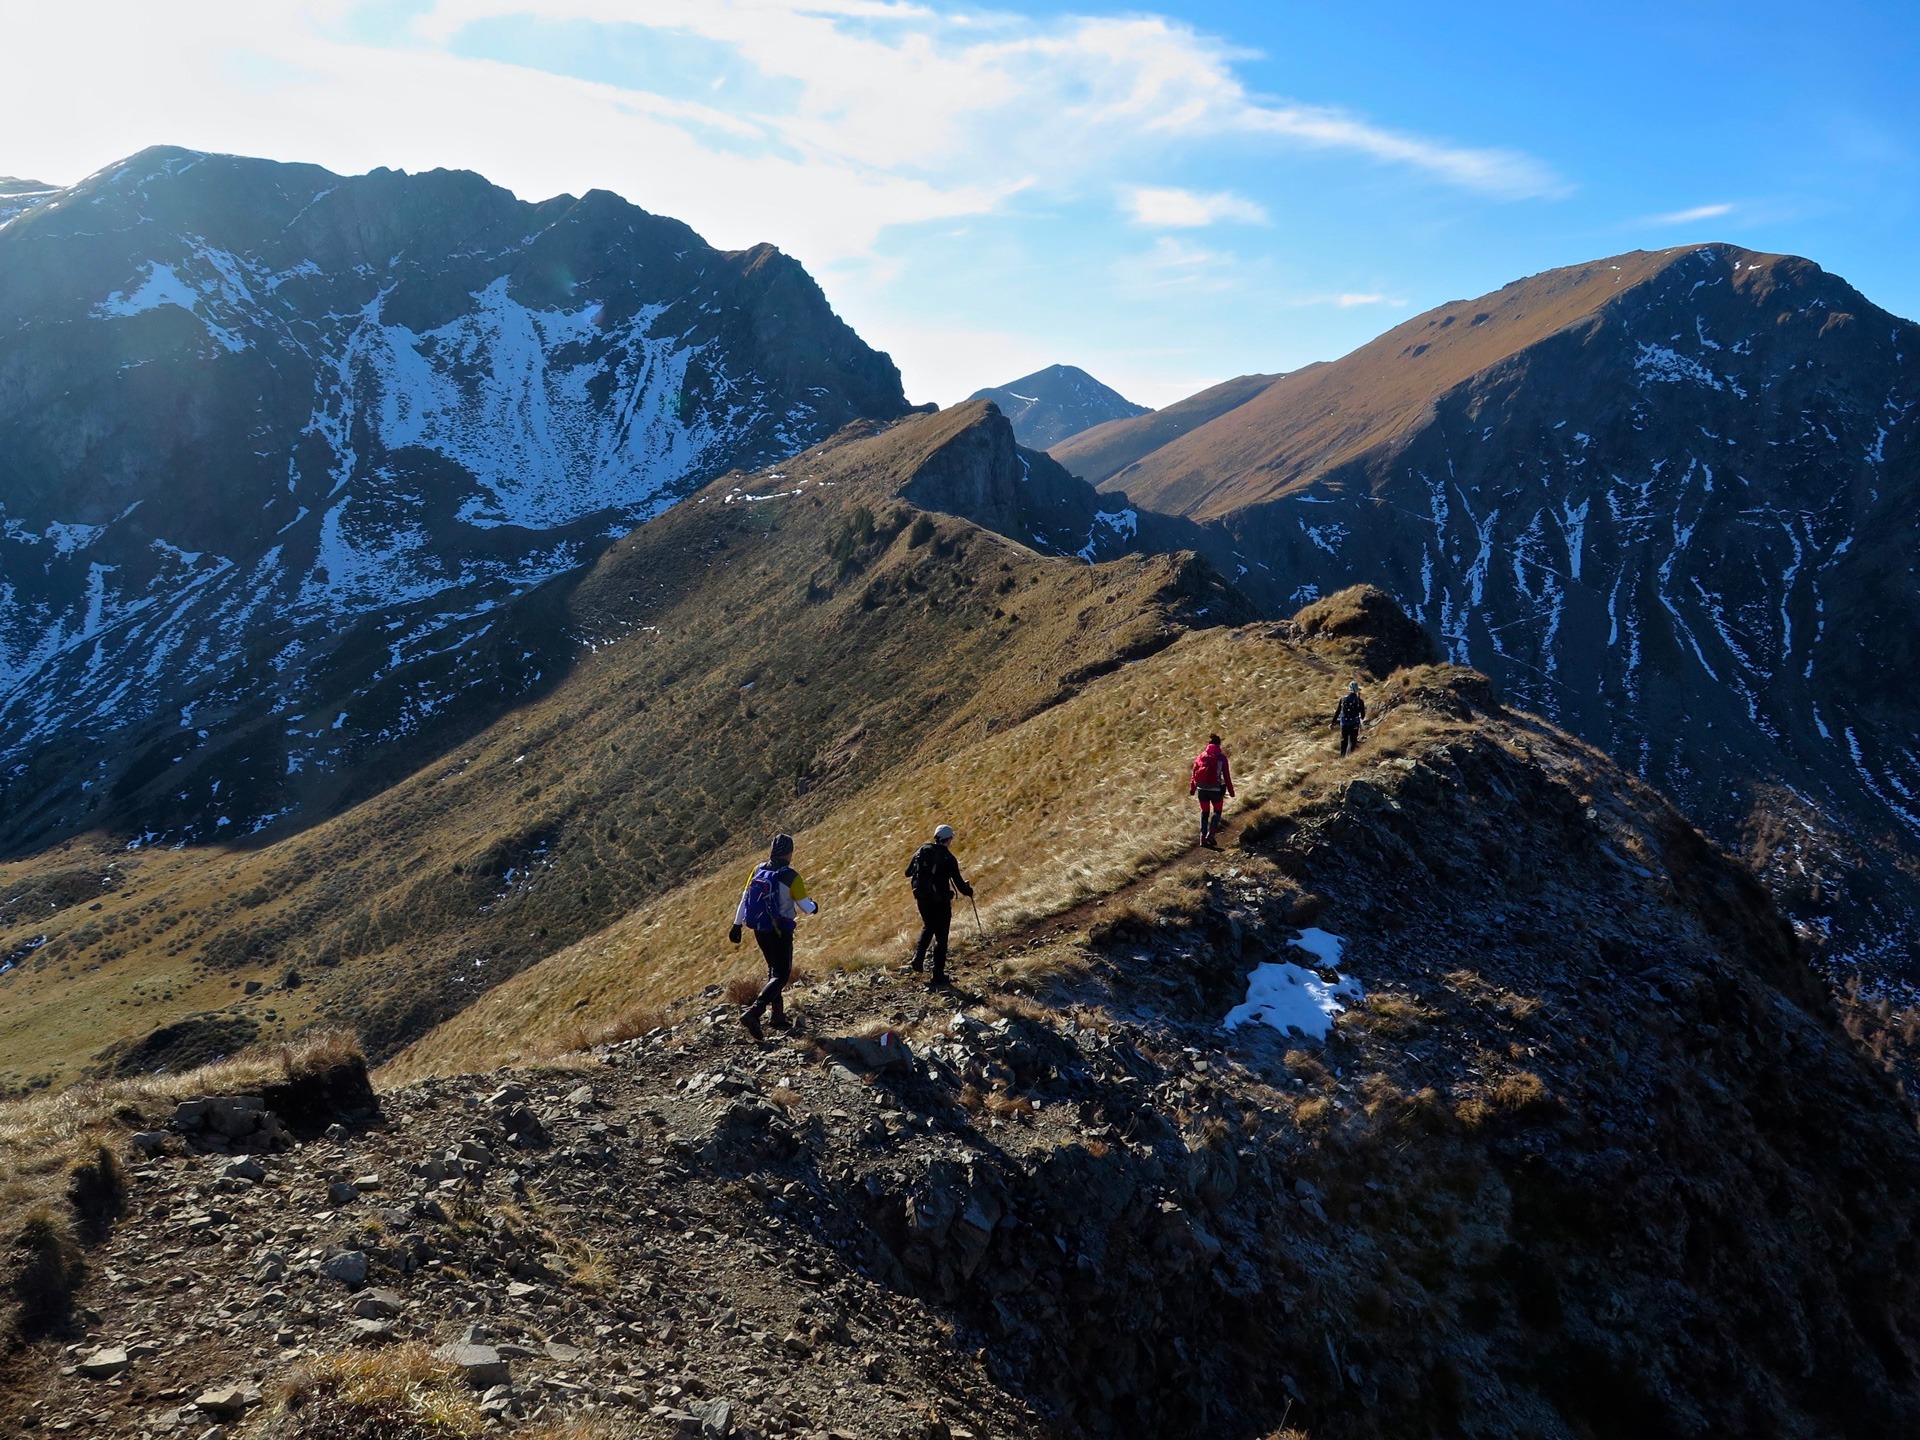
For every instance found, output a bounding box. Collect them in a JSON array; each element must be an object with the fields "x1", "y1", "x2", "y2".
[{"x1": 1224, "y1": 928, "x2": 1361, "y2": 1039}]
